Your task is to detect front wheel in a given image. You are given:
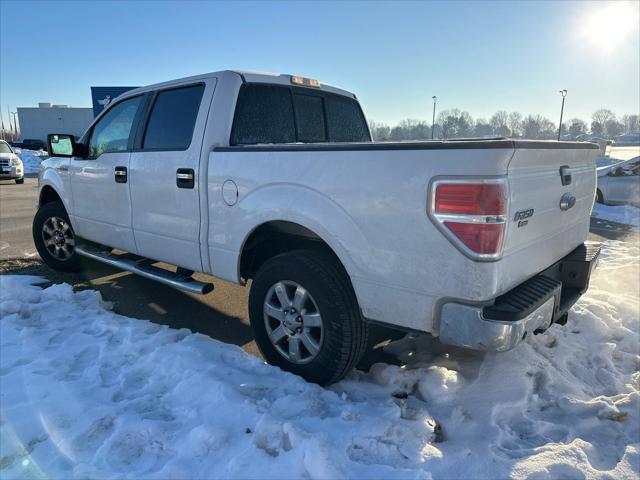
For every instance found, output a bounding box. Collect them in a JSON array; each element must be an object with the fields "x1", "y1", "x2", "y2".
[
  {"x1": 15, "y1": 178, "x2": 24, "y2": 184},
  {"x1": 32, "y1": 201, "x2": 81, "y2": 272},
  {"x1": 249, "y1": 250, "x2": 368, "y2": 385}
]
